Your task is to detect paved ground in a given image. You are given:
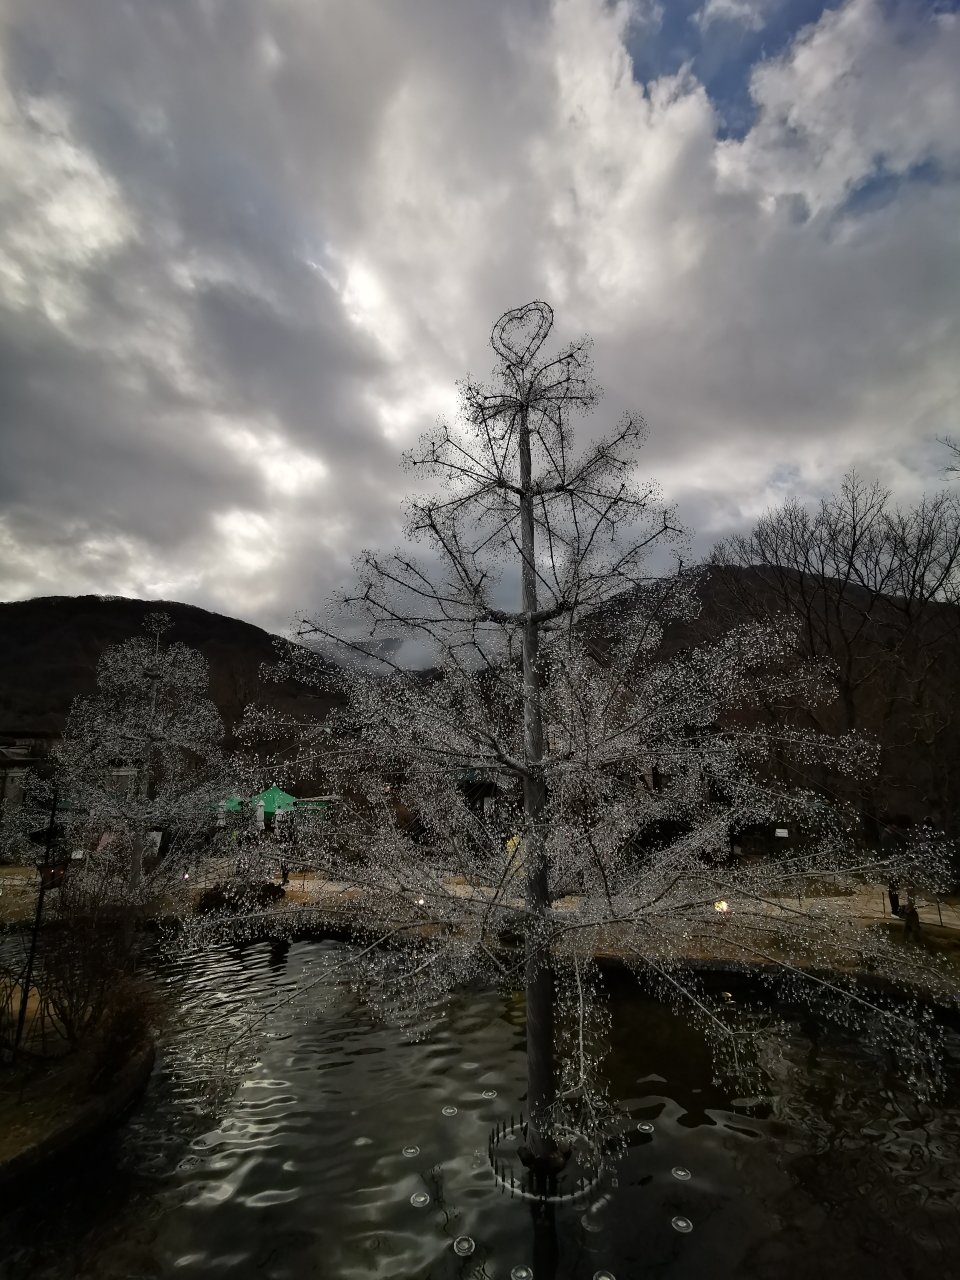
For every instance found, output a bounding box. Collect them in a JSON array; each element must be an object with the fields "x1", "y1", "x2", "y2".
[
  {"x1": 3, "y1": 864, "x2": 960, "y2": 956},
  {"x1": 840, "y1": 887, "x2": 960, "y2": 930},
  {"x1": 284, "y1": 872, "x2": 960, "y2": 924},
  {"x1": 0, "y1": 865, "x2": 39, "y2": 924}
]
